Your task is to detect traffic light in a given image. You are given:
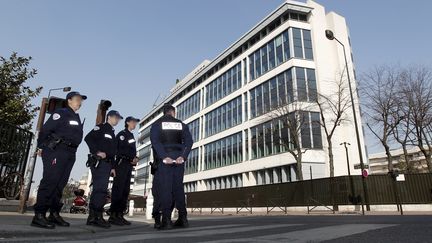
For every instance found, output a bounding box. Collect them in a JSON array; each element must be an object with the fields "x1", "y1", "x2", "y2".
[
  {"x1": 46, "y1": 96, "x2": 66, "y2": 114},
  {"x1": 95, "y1": 100, "x2": 112, "y2": 125}
]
